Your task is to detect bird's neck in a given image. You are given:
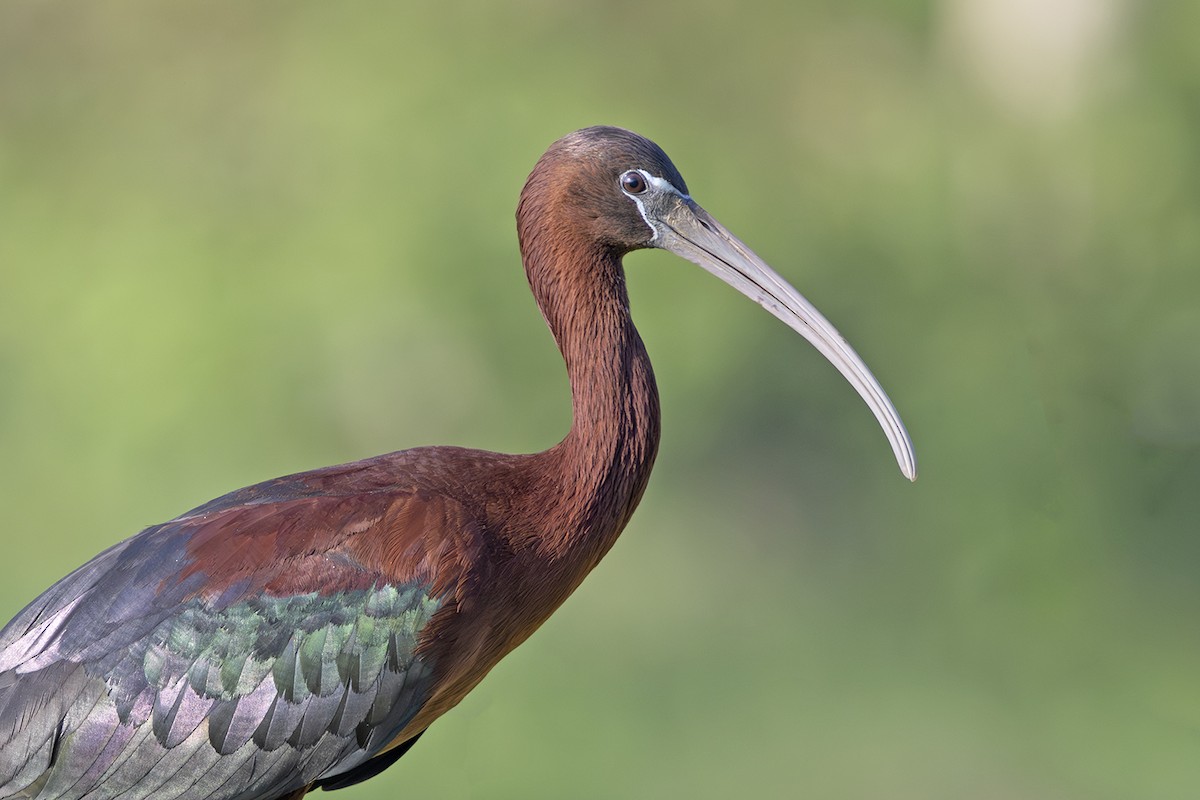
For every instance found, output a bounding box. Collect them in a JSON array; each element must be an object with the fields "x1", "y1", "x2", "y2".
[{"x1": 527, "y1": 242, "x2": 661, "y2": 561}]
